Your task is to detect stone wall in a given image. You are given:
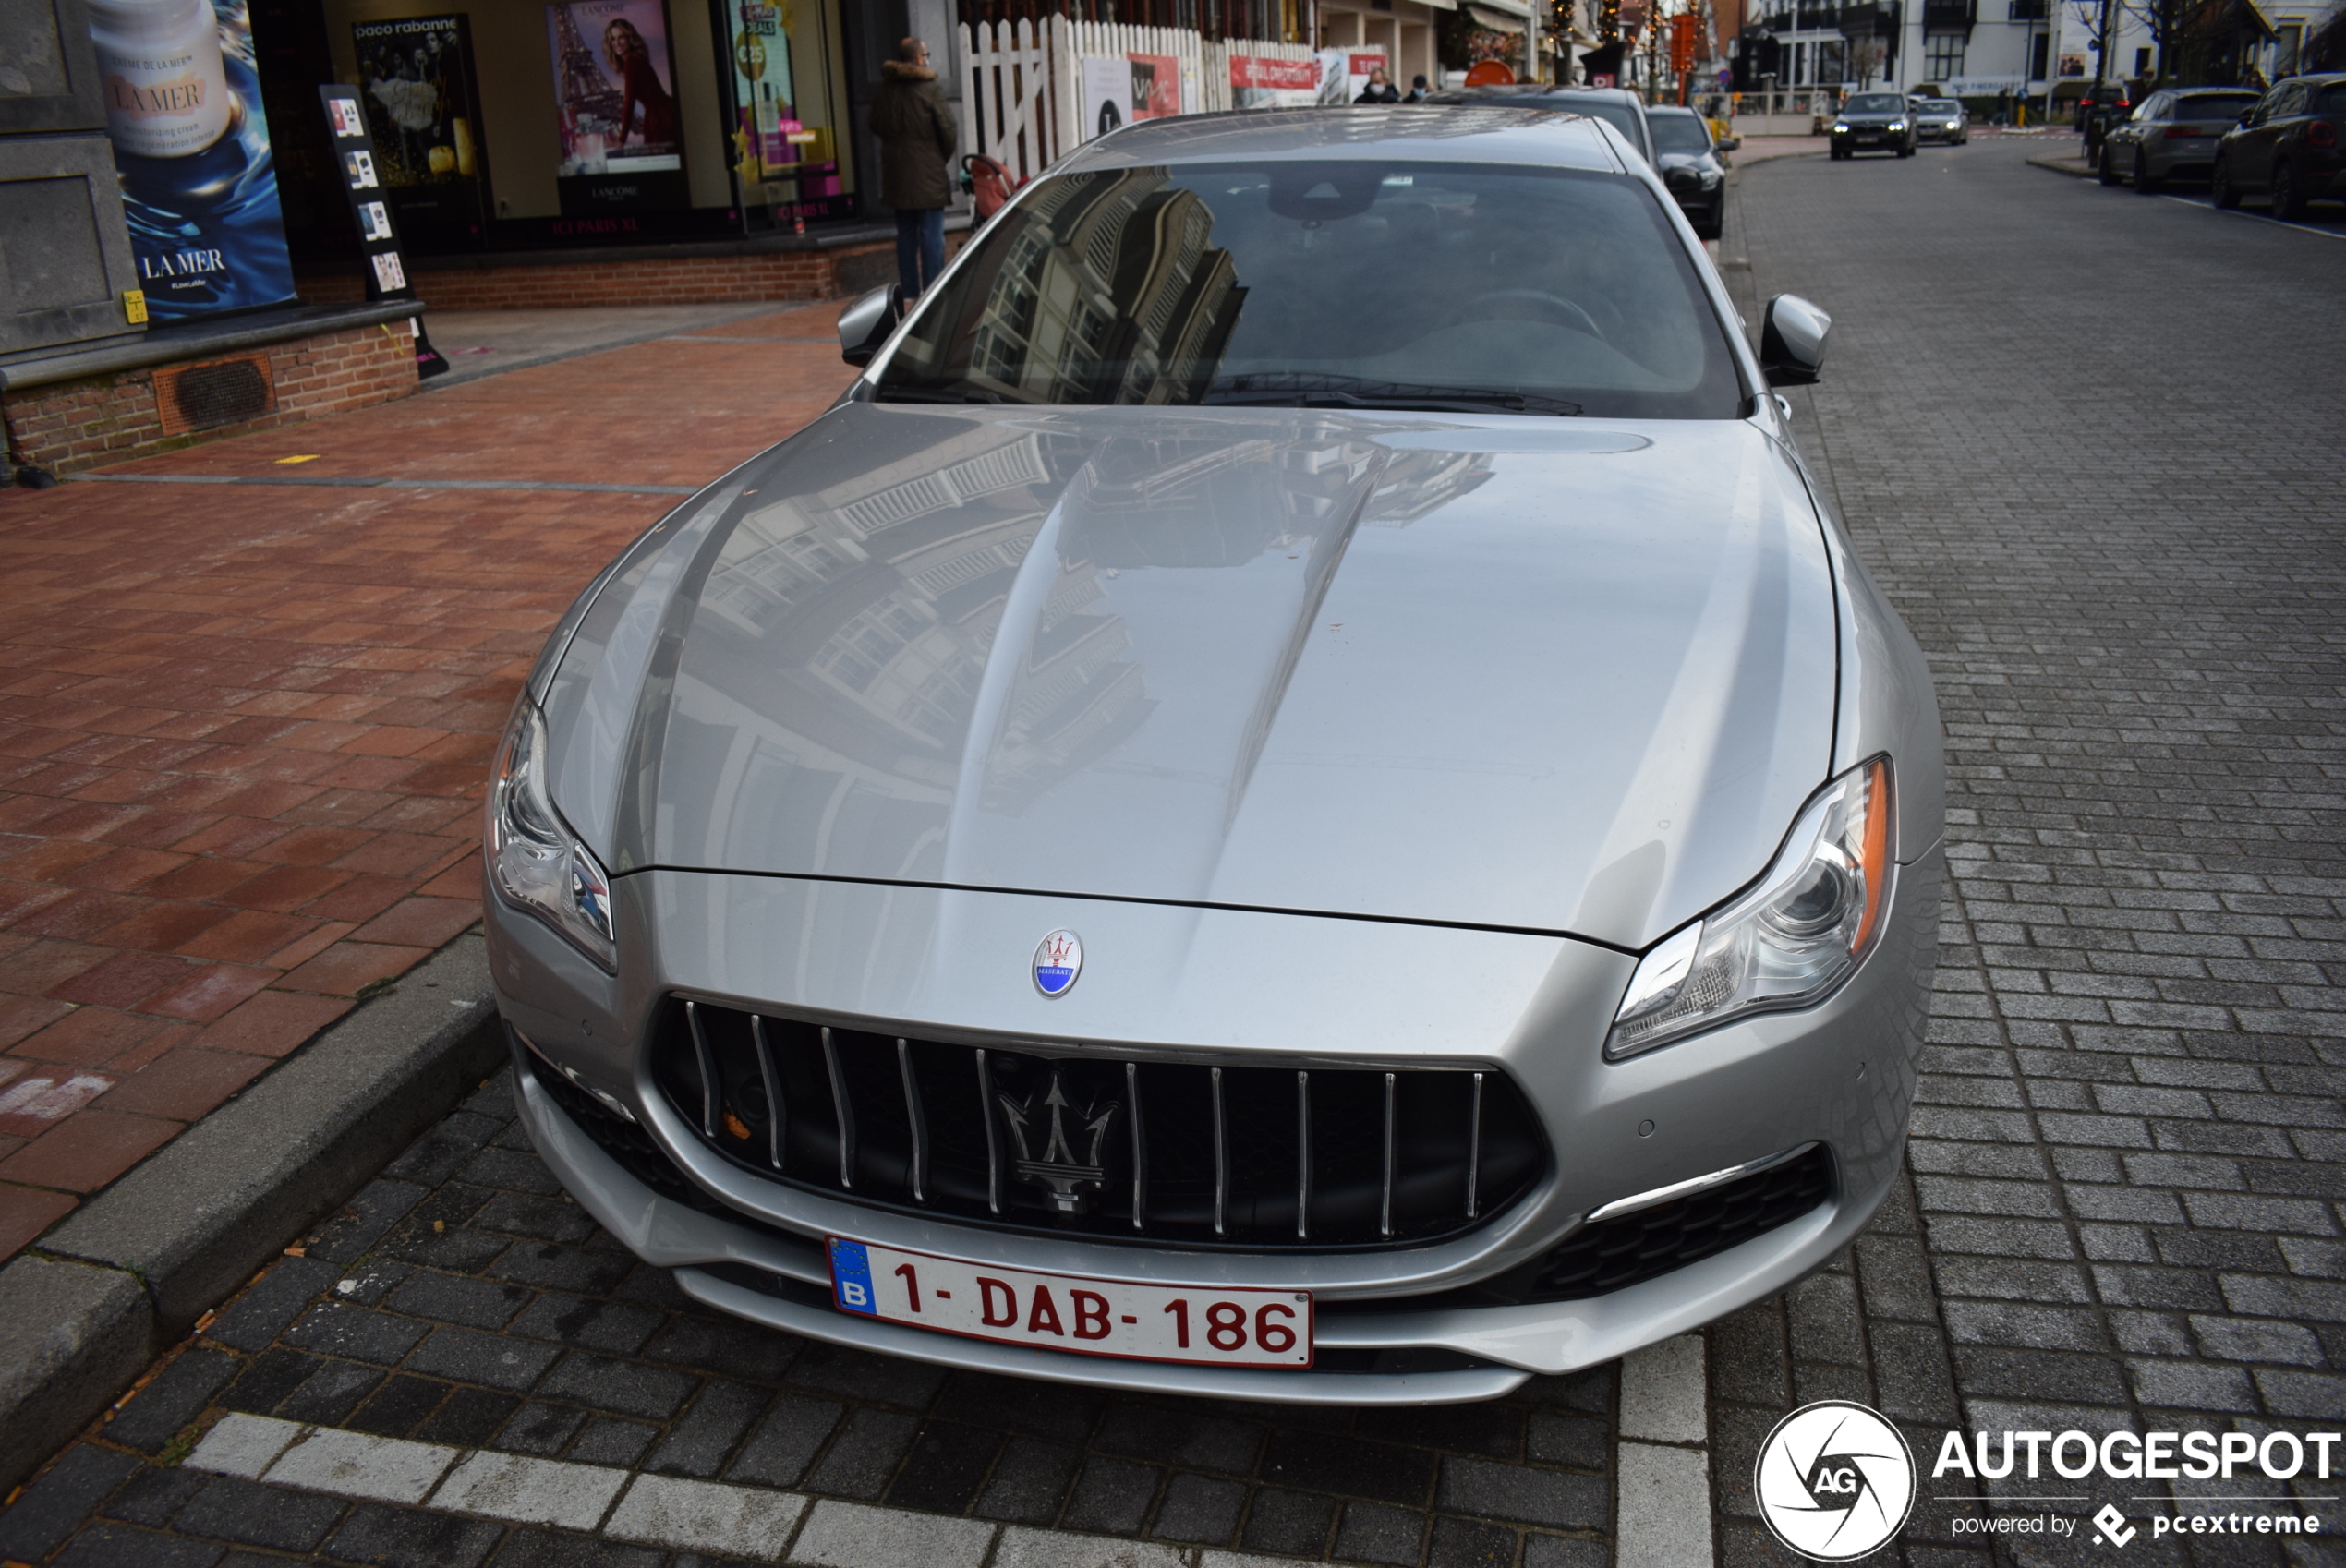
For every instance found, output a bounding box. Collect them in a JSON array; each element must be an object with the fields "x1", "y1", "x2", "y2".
[{"x1": 5, "y1": 320, "x2": 419, "y2": 476}]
